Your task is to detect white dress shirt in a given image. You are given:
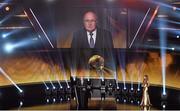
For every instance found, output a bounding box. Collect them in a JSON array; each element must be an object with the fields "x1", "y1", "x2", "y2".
[{"x1": 87, "y1": 29, "x2": 97, "y2": 46}]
